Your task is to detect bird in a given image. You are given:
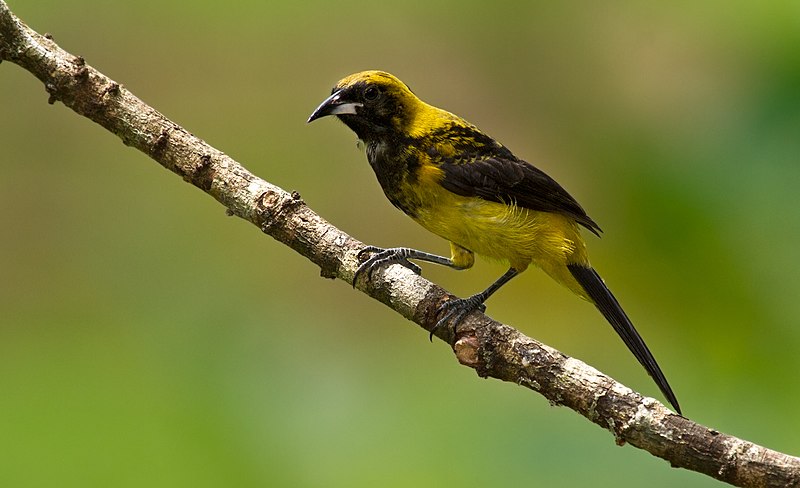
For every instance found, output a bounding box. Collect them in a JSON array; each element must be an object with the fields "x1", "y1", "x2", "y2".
[{"x1": 307, "y1": 70, "x2": 681, "y2": 414}]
